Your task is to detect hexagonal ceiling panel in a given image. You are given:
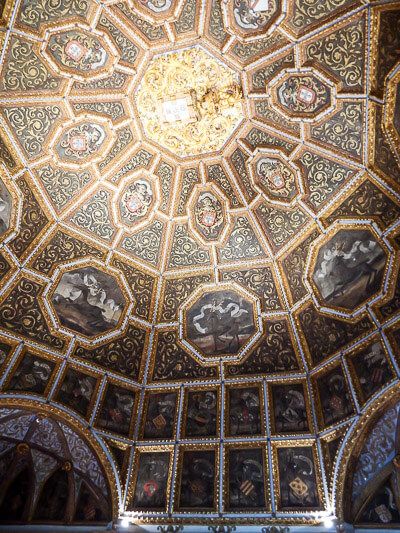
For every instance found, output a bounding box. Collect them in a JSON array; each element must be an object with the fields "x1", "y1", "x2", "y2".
[{"x1": 0, "y1": 0, "x2": 399, "y2": 529}]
